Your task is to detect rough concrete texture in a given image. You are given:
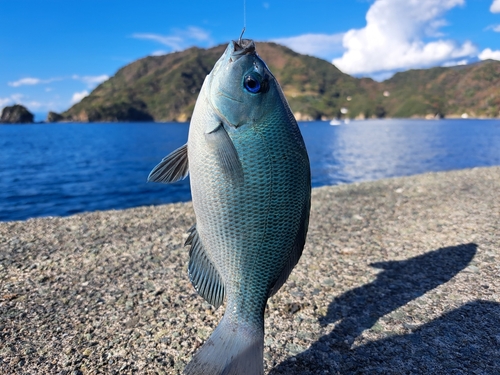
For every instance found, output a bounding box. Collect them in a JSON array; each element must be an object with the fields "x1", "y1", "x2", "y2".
[{"x1": 1, "y1": 167, "x2": 499, "y2": 374}]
